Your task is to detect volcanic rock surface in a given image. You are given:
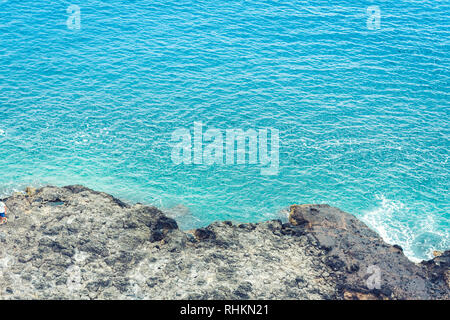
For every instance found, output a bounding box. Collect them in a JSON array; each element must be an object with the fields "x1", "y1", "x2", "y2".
[{"x1": 0, "y1": 185, "x2": 448, "y2": 300}]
